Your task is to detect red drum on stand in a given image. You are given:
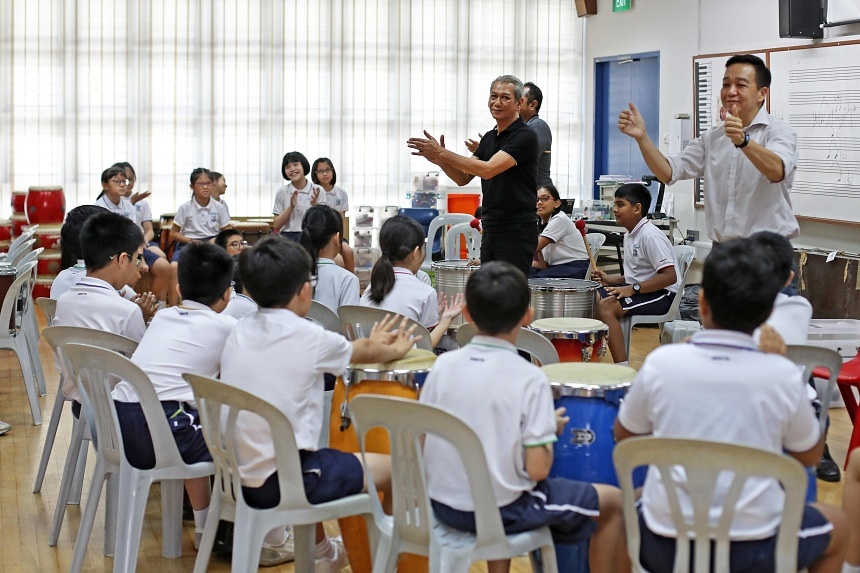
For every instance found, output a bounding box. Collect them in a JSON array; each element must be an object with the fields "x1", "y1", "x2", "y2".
[
  {"x1": 11, "y1": 190, "x2": 27, "y2": 214},
  {"x1": 26, "y1": 186, "x2": 66, "y2": 225},
  {"x1": 529, "y1": 317, "x2": 609, "y2": 363},
  {"x1": 0, "y1": 220, "x2": 11, "y2": 252},
  {"x1": 33, "y1": 277, "x2": 53, "y2": 300},
  {"x1": 27, "y1": 223, "x2": 63, "y2": 251},
  {"x1": 11, "y1": 213, "x2": 28, "y2": 237},
  {"x1": 37, "y1": 251, "x2": 62, "y2": 279}
]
